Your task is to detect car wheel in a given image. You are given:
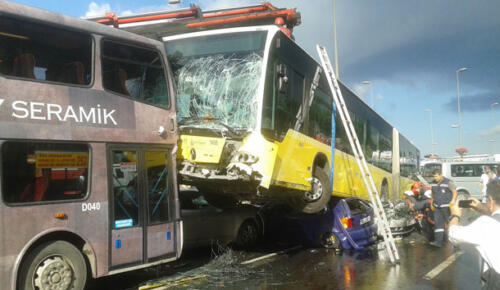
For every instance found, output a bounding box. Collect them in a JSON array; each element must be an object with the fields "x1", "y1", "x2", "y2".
[
  {"x1": 289, "y1": 167, "x2": 332, "y2": 214},
  {"x1": 319, "y1": 232, "x2": 341, "y2": 250},
  {"x1": 236, "y1": 220, "x2": 259, "y2": 249},
  {"x1": 18, "y1": 240, "x2": 87, "y2": 290}
]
